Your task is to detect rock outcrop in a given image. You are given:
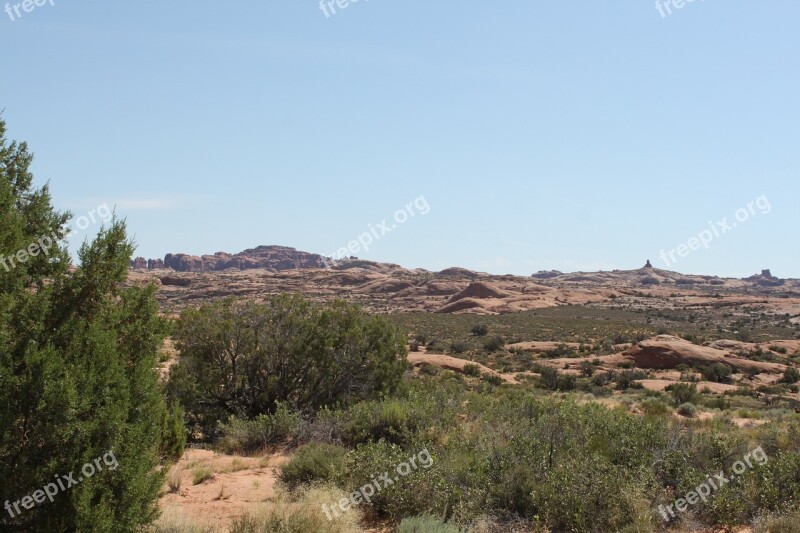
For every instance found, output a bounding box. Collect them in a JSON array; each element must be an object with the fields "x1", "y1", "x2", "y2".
[
  {"x1": 448, "y1": 282, "x2": 508, "y2": 302},
  {"x1": 624, "y1": 335, "x2": 786, "y2": 373},
  {"x1": 140, "y1": 246, "x2": 331, "y2": 272},
  {"x1": 745, "y1": 269, "x2": 784, "y2": 287}
]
